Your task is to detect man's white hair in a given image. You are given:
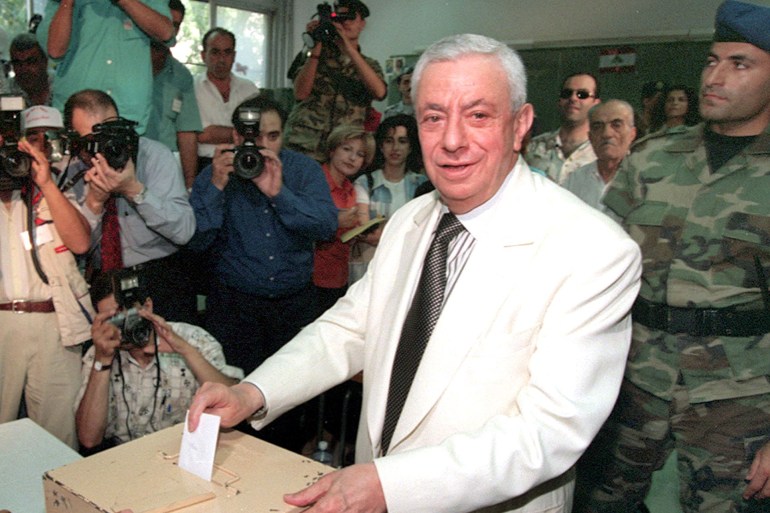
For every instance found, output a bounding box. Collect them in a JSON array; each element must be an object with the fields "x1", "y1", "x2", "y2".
[{"x1": 411, "y1": 33, "x2": 527, "y2": 112}]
